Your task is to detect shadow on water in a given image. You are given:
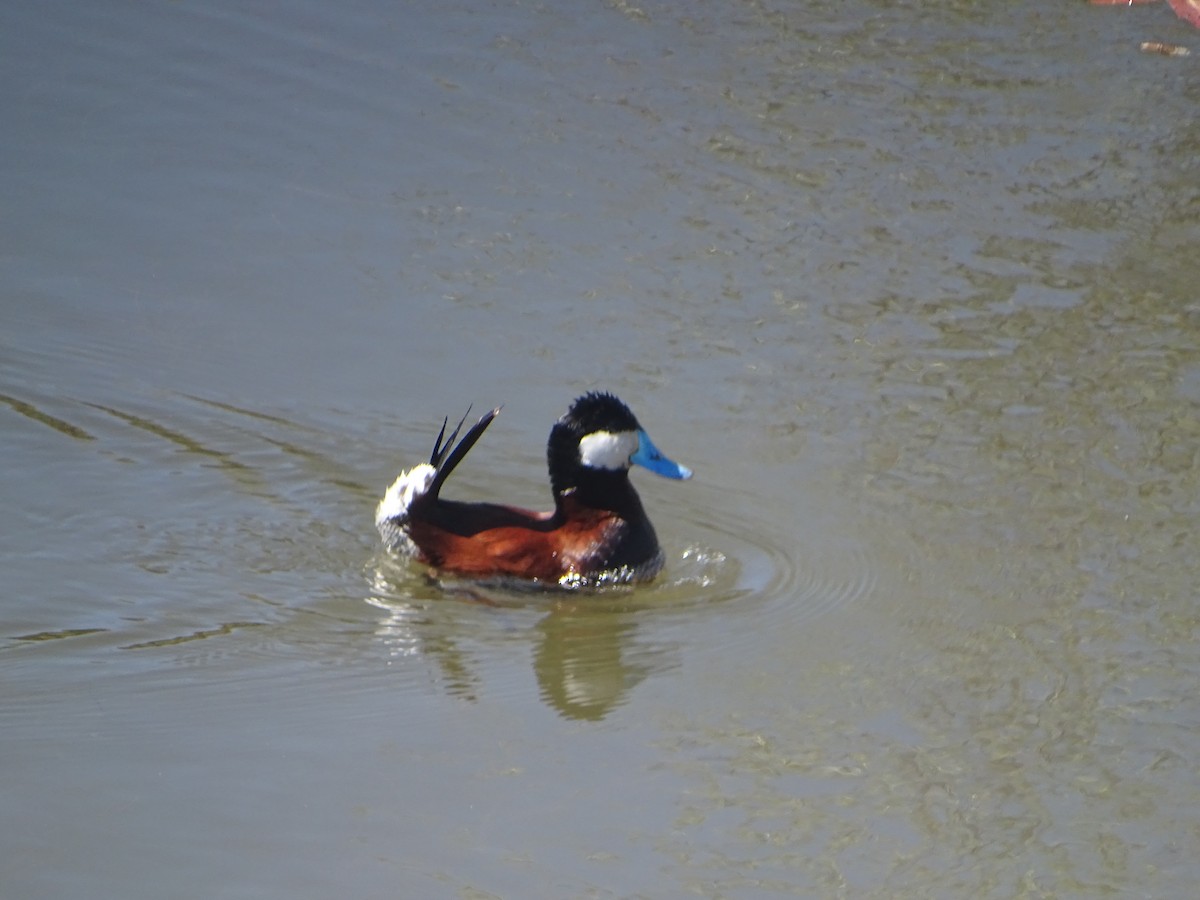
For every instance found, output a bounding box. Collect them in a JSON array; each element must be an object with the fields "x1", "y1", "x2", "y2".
[
  {"x1": 0, "y1": 393, "x2": 97, "y2": 441},
  {"x1": 0, "y1": 385, "x2": 374, "y2": 655}
]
